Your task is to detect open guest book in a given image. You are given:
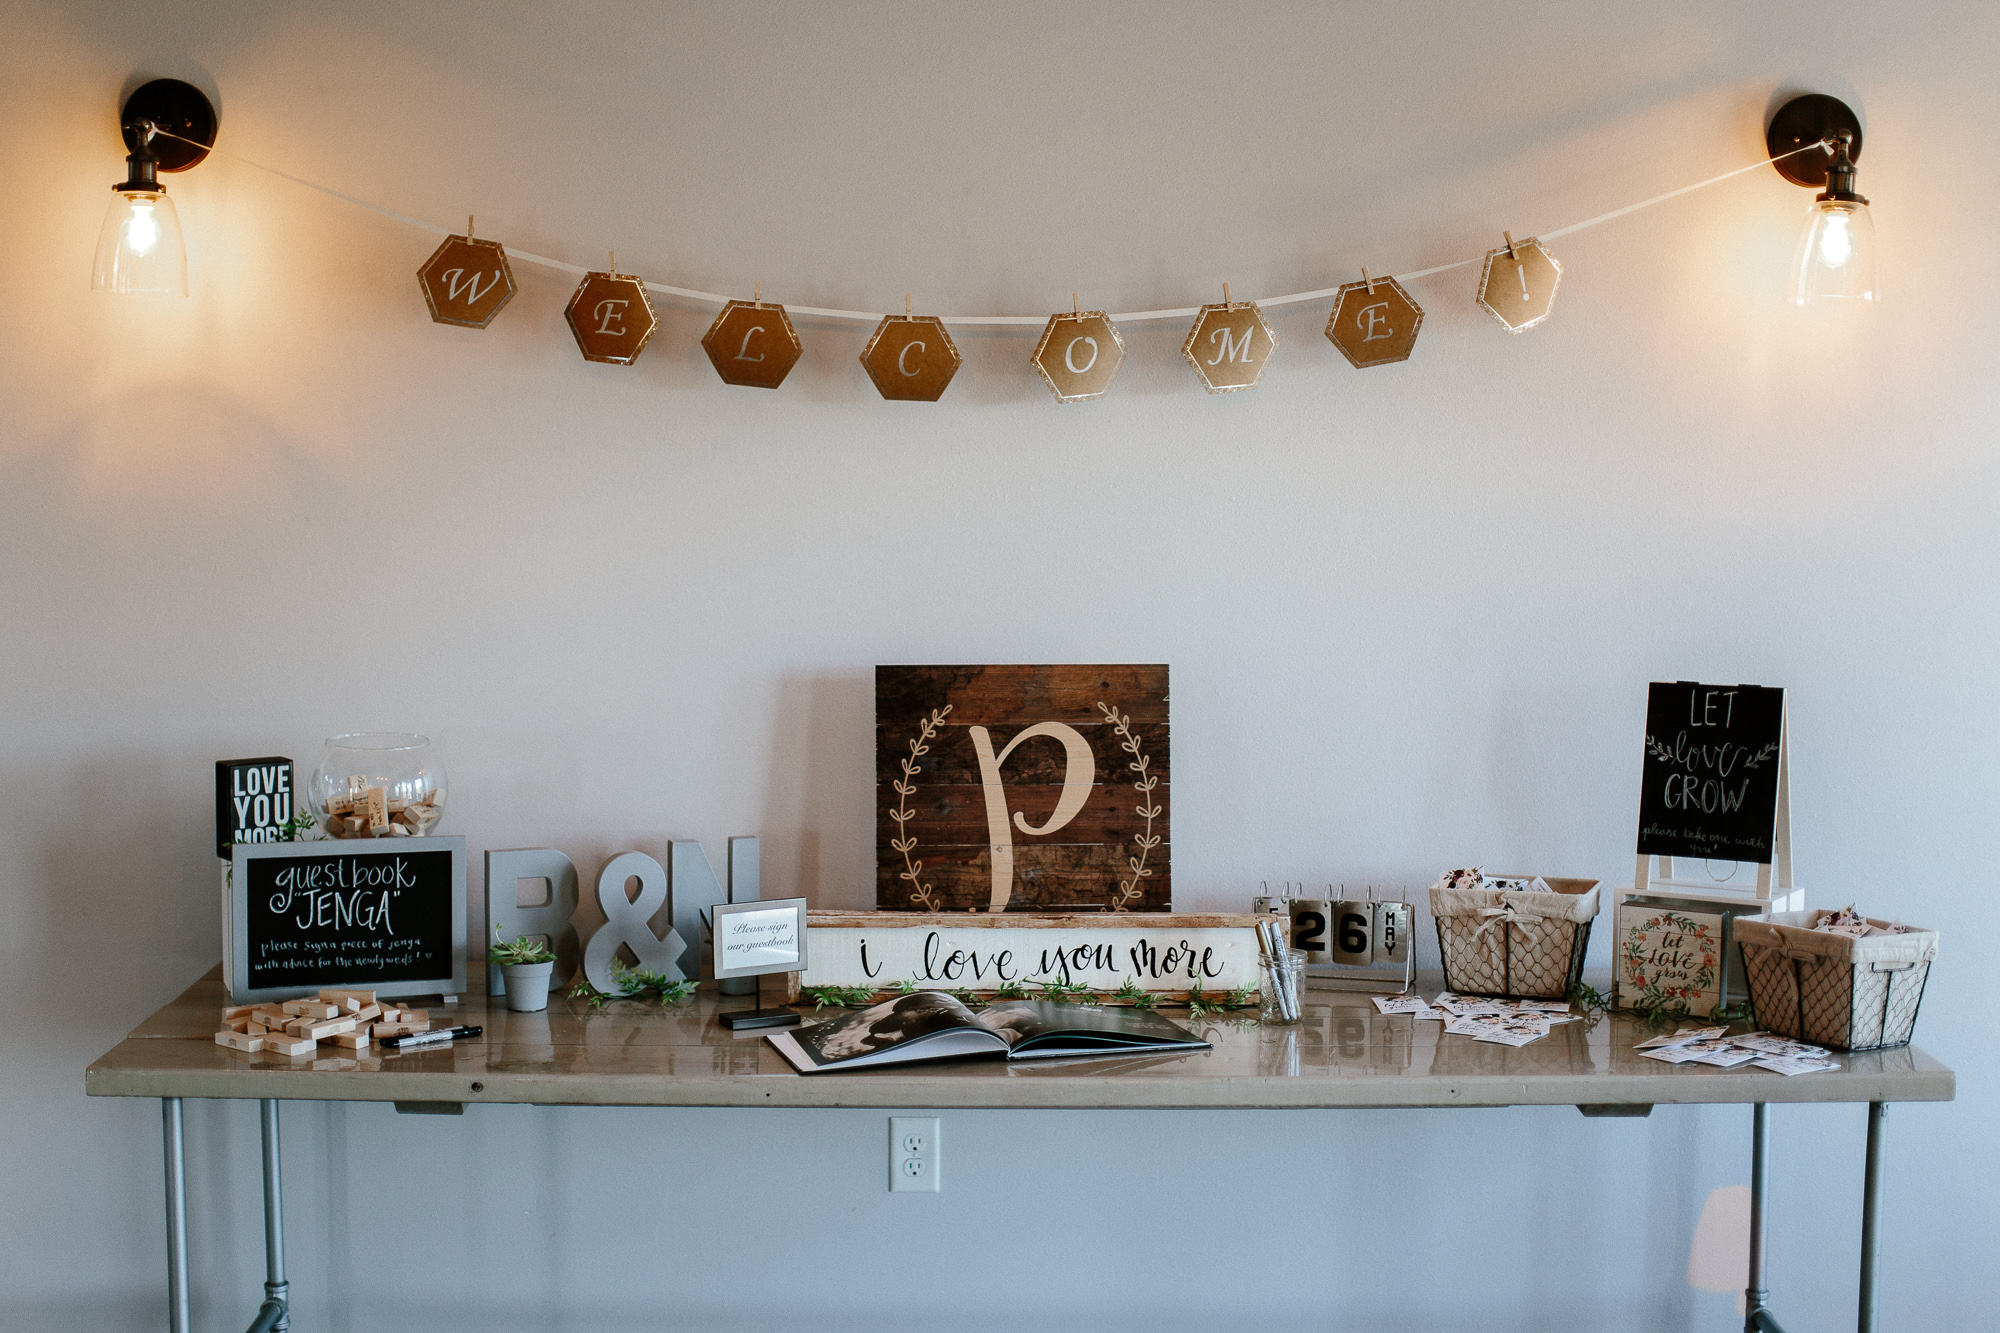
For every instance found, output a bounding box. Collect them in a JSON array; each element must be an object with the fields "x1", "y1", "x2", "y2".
[{"x1": 766, "y1": 993, "x2": 1210, "y2": 1073}]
